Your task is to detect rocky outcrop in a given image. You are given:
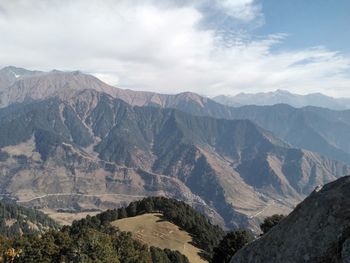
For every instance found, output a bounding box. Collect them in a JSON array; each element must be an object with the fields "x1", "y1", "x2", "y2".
[{"x1": 231, "y1": 176, "x2": 350, "y2": 263}]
